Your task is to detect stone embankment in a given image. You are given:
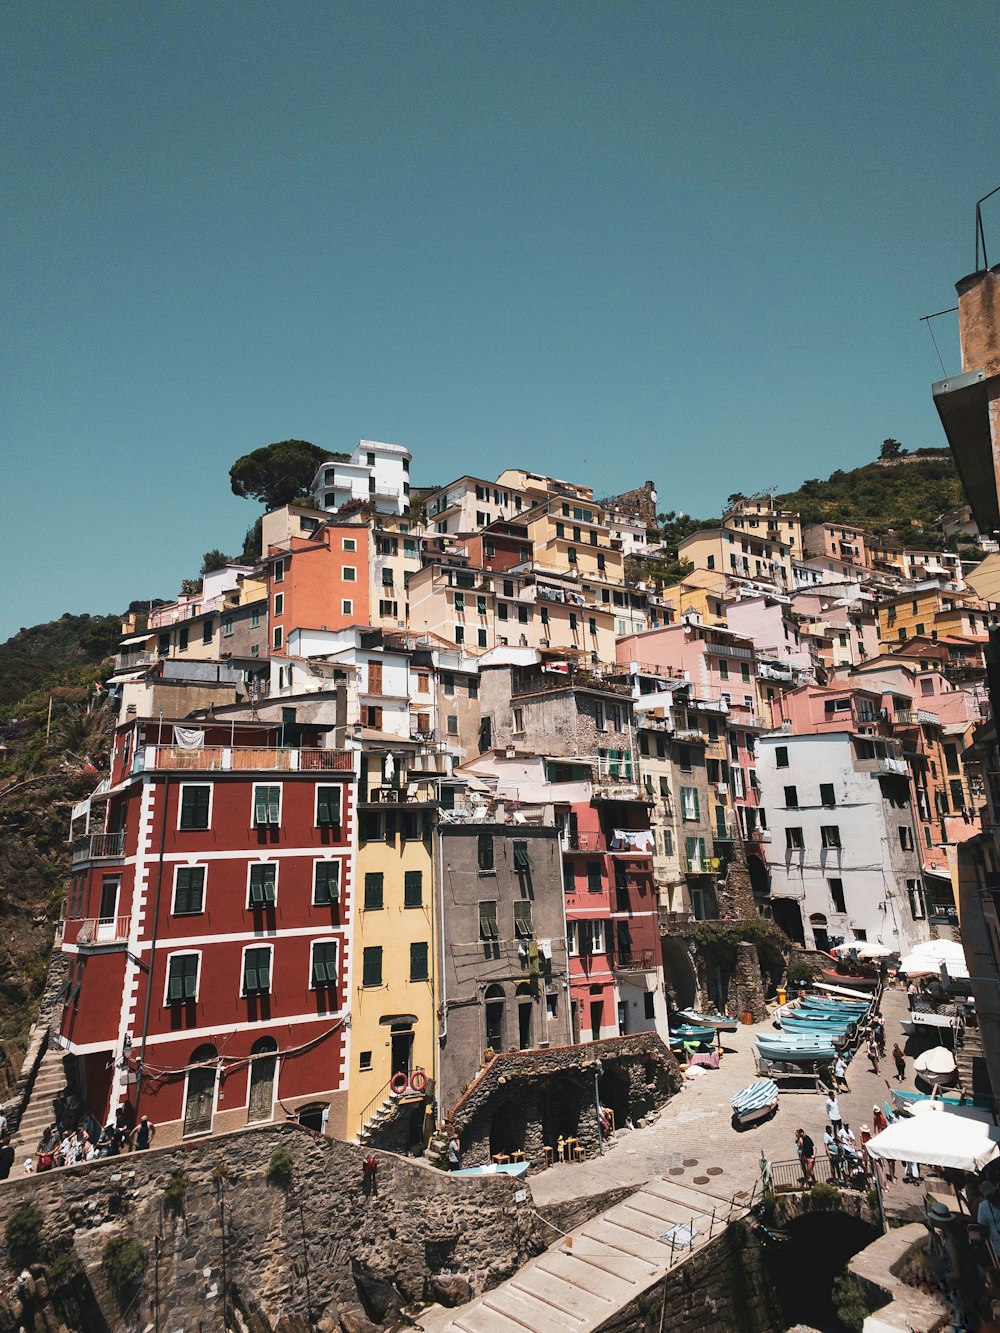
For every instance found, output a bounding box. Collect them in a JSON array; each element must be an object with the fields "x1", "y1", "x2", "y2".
[{"x1": 0, "y1": 1123, "x2": 542, "y2": 1332}]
